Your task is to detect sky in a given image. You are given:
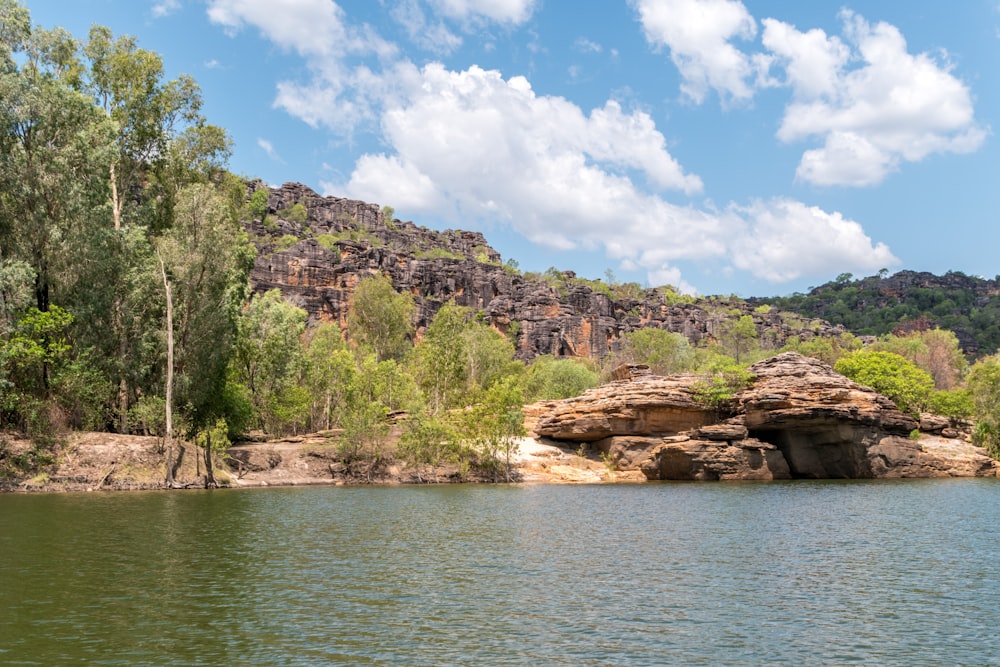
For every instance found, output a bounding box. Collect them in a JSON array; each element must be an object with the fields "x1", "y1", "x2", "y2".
[{"x1": 23, "y1": 0, "x2": 1000, "y2": 297}]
